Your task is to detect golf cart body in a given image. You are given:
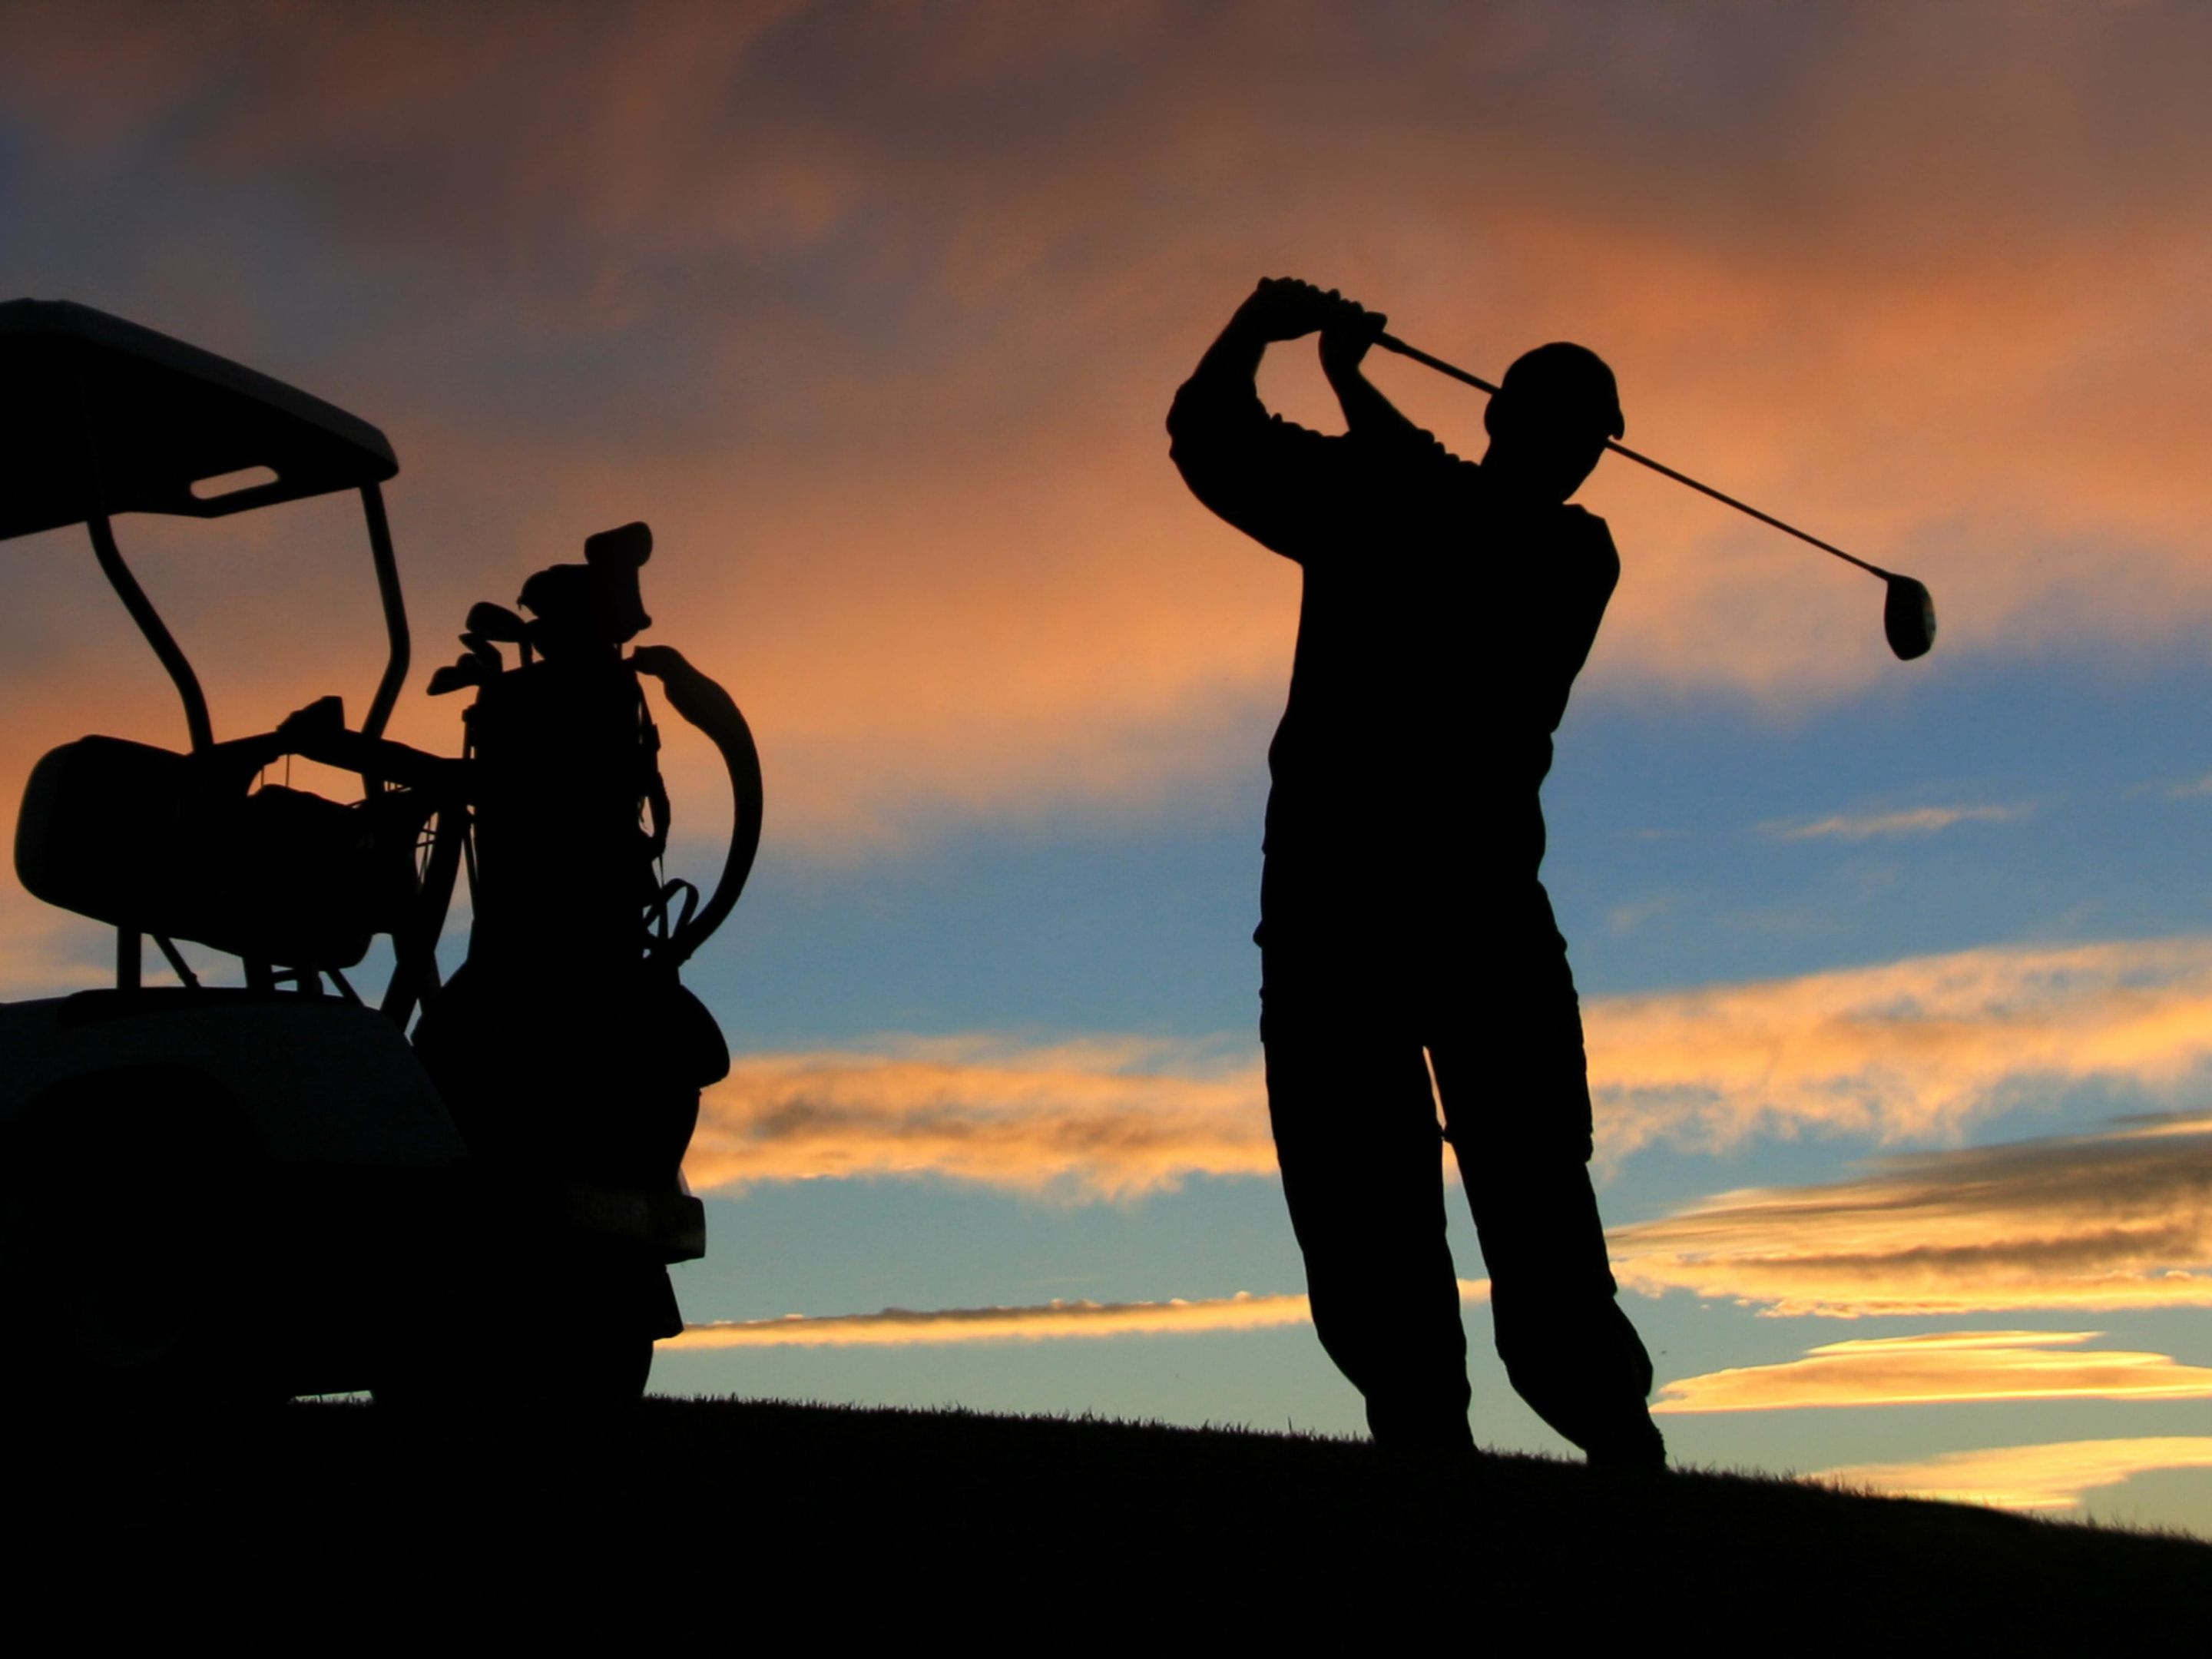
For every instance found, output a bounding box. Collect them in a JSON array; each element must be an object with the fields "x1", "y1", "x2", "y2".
[{"x1": 0, "y1": 300, "x2": 706, "y2": 1401}]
